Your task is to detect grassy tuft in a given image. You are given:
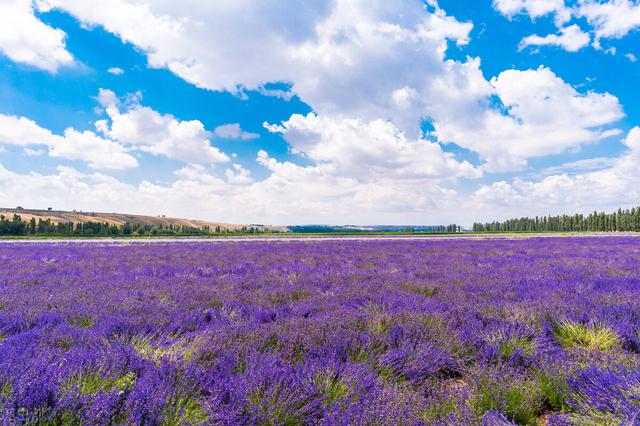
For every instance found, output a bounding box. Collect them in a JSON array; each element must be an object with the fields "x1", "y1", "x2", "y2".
[
  {"x1": 1, "y1": 382, "x2": 11, "y2": 398},
  {"x1": 314, "y1": 373, "x2": 352, "y2": 406},
  {"x1": 131, "y1": 335, "x2": 203, "y2": 362},
  {"x1": 247, "y1": 383, "x2": 314, "y2": 425},
  {"x1": 487, "y1": 330, "x2": 537, "y2": 360},
  {"x1": 368, "y1": 315, "x2": 392, "y2": 335},
  {"x1": 402, "y1": 282, "x2": 438, "y2": 298},
  {"x1": 472, "y1": 374, "x2": 545, "y2": 426},
  {"x1": 162, "y1": 396, "x2": 208, "y2": 425},
  {"x1": 536, "y1": 374, "x2": 570, "y2": 412},
  {"x1": 65, "y1": 371, "x2": 136, "y2": 396},
  {"x1": 553, "y1": 320, "x2": 619, "y2": 351},
  {"x1": 207, "y1": 298, "x2": 223, "y2": 309},
  {"x1": 66, "y1": 315, "x2": 95, "y2": 329}
]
